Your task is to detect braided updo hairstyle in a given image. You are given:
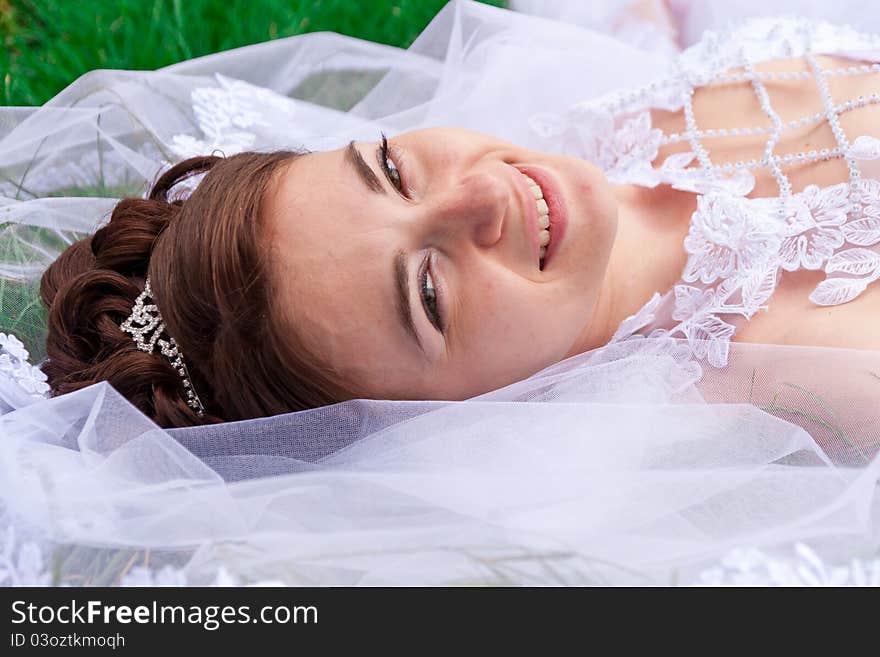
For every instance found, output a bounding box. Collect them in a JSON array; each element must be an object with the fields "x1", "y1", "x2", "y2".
[{"x1": 40, "y1": 152, "x2": 346, "y2": 428}]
